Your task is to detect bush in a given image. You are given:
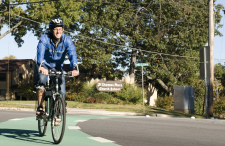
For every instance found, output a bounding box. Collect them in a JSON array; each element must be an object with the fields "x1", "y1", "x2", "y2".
[
  {"x1": 105, "y1": 97, "x2": 123, "y2": 104},
  {"x1": 81, "y1": 82, "x2": 99, "y2": 99},
  {"x1": 155, "y1": 96, "x2": 174, "y2": 110},
  {"x1": 214, "y1": 99, "x2": 225, "y2": 116},
  {"x1": 93, "y1": 92, "x2": 112, "y2": 100},
  {"x1": 84, "y1": 97, "x2": 96, "y2": 103},
  {"x1": 114, "y1": 83, "x2": 143, "y2": 104},
  {"x1": 66, "y1": 92, "x2": 85, "y2": 102},
  {"x1": 83, "y1": 97, "x2": 104, "y2": 104},
  {"x1": 17, "y1": 82, "x2": 36, "y2": 100},
  {"x1": 67, "y1": 80, "x2": 144, "y2": 104}
]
